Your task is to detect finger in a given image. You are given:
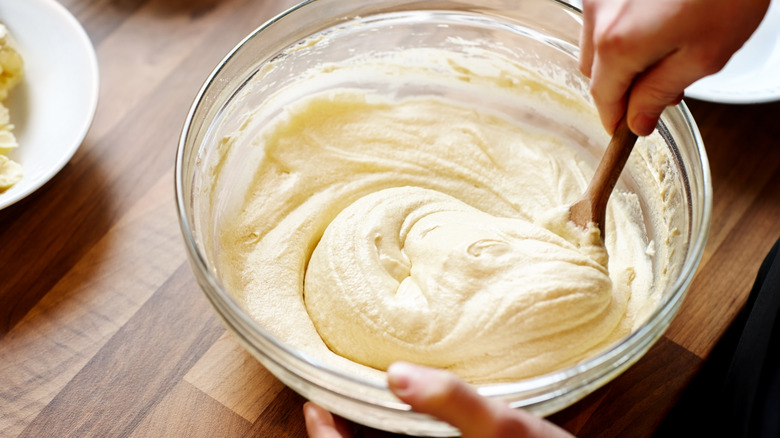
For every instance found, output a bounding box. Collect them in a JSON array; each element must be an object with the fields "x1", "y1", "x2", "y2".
[
  {"x1": 388, "y1": 362, "x2": 554, "y2": 438},
  {"x1": 581, "y1": 0, "x2": 637, "y2": 133},
  {"x1": 588, "y1": 51, "x2": 633, "y2": 134},
  {"x1": 388, "y1": 363, "x2": 576, "y2": 438},
  {"x1": 303, "y1": 402, "x2": 354, "y2": 438},
  {"x1": 585, "y1": 2, "x2": 684, "y2": 134},
  {"x1": 388, "y1": 362, "x2": 495, "y2": 436},
  {"x1": 626, "y1": 49, "x2": 723, "y2": 135},
  {"x1": 578, "y1": 0, "x2": 595, "y2": 78}
]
